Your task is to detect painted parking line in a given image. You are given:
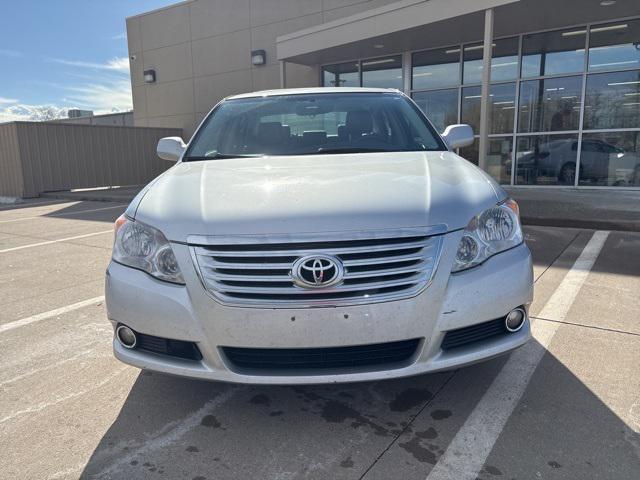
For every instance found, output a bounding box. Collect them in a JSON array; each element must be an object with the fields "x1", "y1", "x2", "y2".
[
  {"x1": 0, "y1": 230, "x2": 112, "y2": 254},
  {"x1": 426, "y1": 230, "x2": 610, "y2": 480},
  {"x1": 0, "y1": 204, "x2": 127, "y2": 224},
  {"x1": 95, "y1": 388, "x2": 241, "y2": 478},
  {"x1": 0, "y1": 199, "x2": 65, "y2": 211},
  {"x1": 0, "y1": 296, "x2": 105, "y2": 335},
  {"x1": 0, "y1": 296, "x2": 104, "y2": 333}
]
